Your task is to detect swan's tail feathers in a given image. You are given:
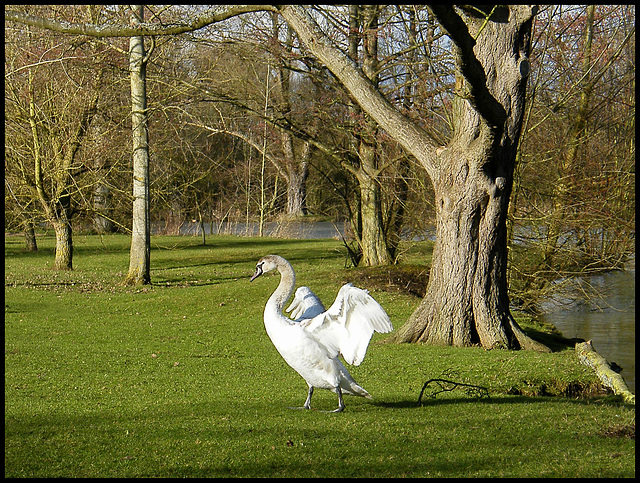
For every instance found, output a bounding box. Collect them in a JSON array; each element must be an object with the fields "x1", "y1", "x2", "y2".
[
  {"x1": 338, "y1": 362, "x2": 372, "y2": 398},
  {"x1": 357, "y1": 386, "x2": 373, "y2": 400},
  {"x1": 339, "y1": 381, "x2": 372, "y2": 399}
]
